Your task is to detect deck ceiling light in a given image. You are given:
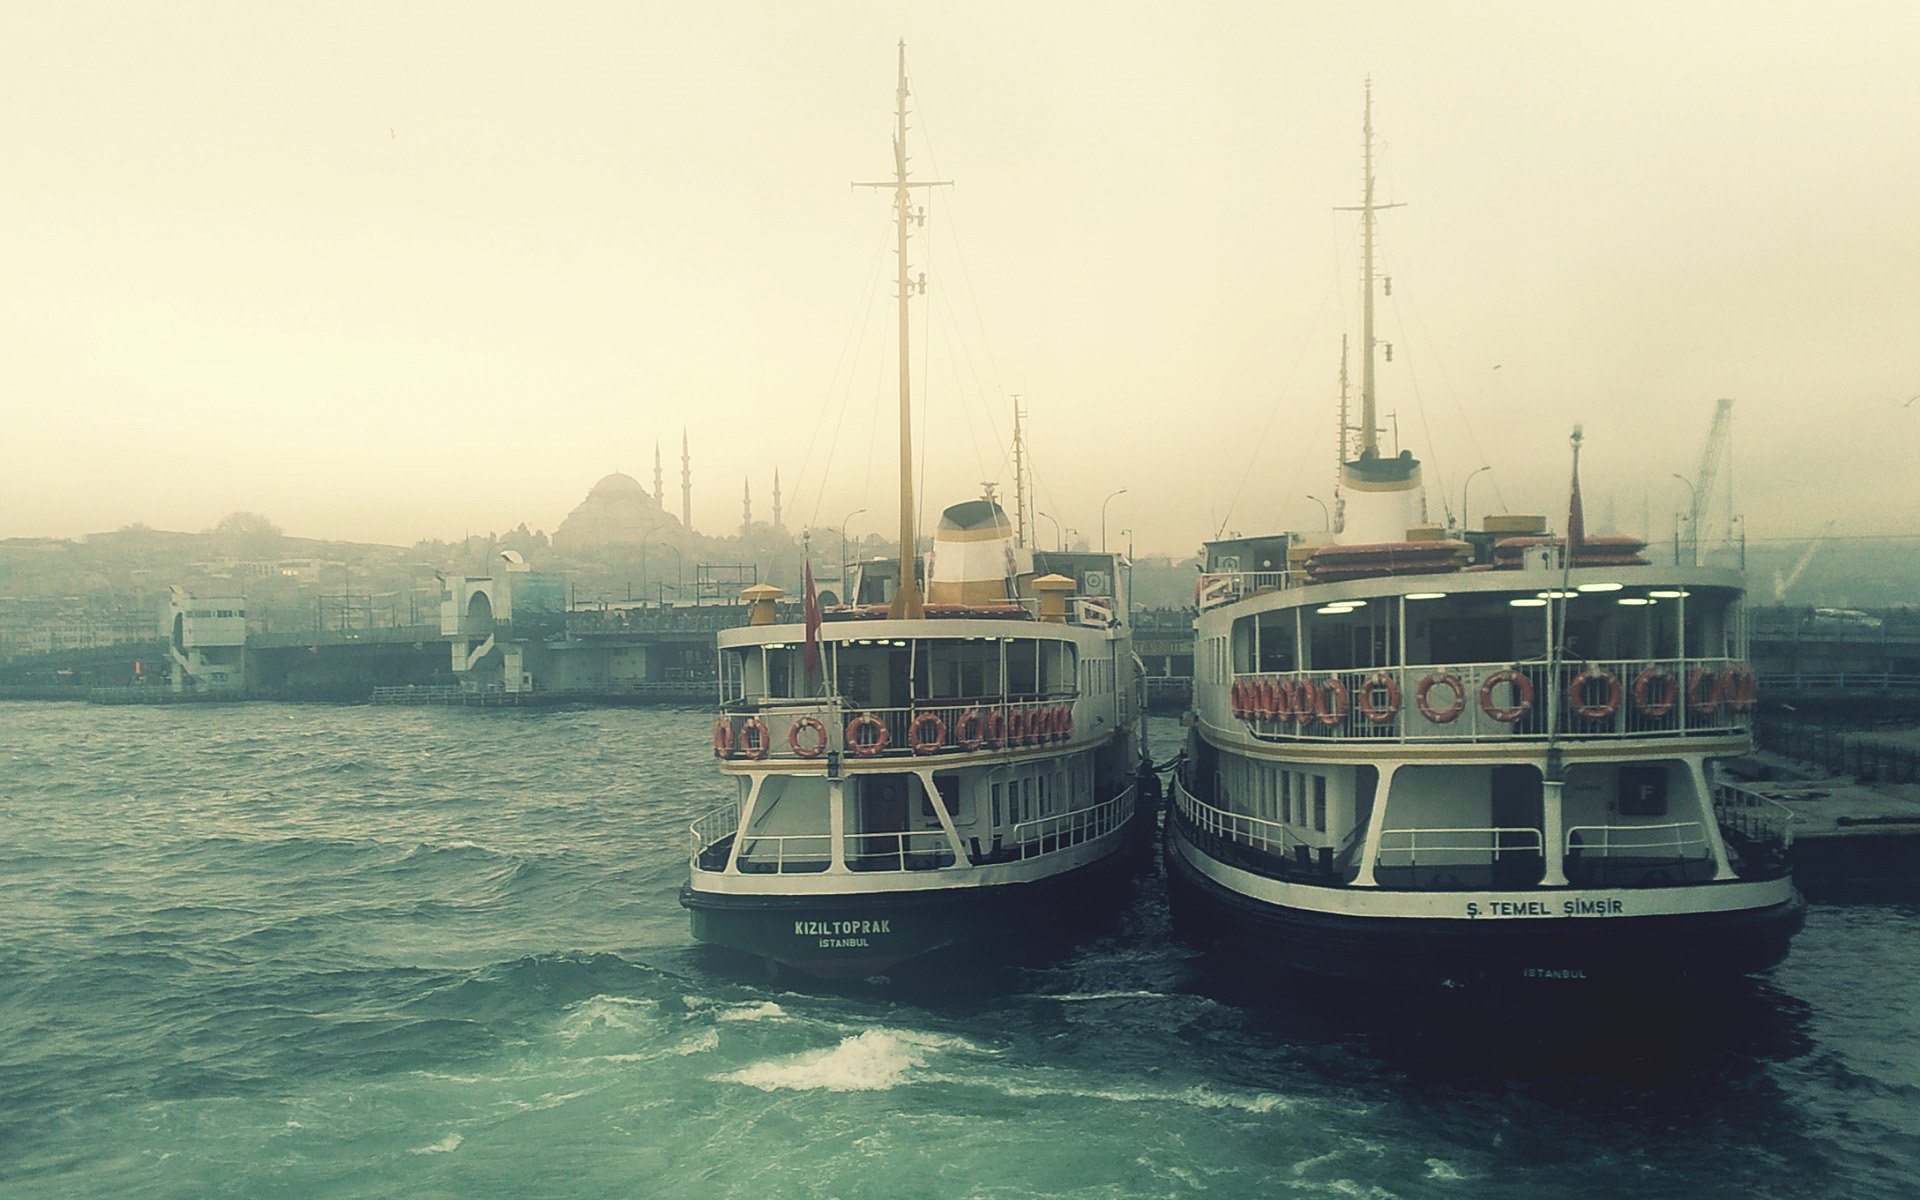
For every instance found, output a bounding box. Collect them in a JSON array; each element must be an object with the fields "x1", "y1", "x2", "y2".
[
  {"x1": 1576, "y1": 582, "x2": 1624, "y2": 593},
  {"x1": 1617, "y1": 597, "x2": 1655, "y2": 606},
  {"x1": 1404, "y1": 592, "x2": 1447, "y2": 600},
  {"x1": 1314, "y1": 605, "x2": 1353, "y2": 614},
  {"x1": 1649, "y1": 589, "x2": 1689, "y2": 599},
  {"x1": 1536, "y1": 590, "x2": 1577, "y2": 599},
  {"x1": 1510, "y1": 598, "x2": 1548, "y2": 608}
]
